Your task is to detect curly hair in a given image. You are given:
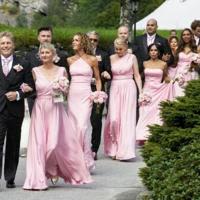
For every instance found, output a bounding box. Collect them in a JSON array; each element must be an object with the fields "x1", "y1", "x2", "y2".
[{"x1": 74, "y1": 32, "x2": 93, "y2": 55}]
